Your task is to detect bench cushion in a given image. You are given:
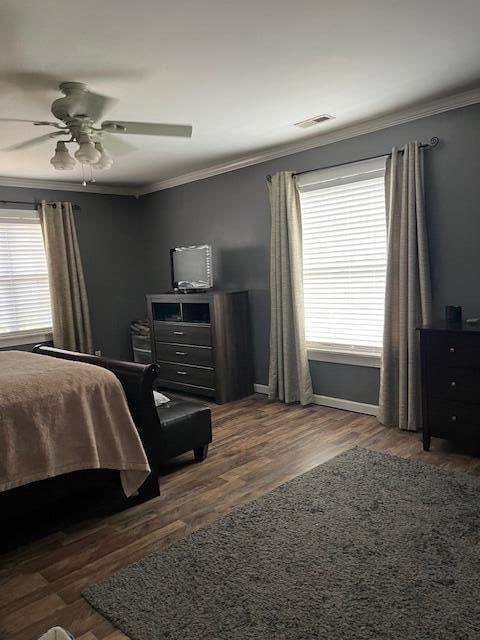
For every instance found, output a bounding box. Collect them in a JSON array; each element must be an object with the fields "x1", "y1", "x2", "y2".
[{"x1": 154, "y1": 396, "x2": 212, "y2": 461}]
